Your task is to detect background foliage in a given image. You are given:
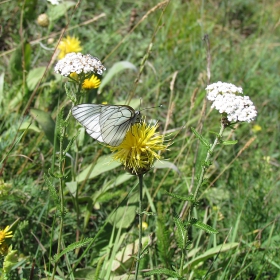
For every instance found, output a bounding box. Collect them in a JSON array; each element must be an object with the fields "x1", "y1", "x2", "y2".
[{"x1": 0, "y1": 0, "x2": 279, "y2": 279}]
